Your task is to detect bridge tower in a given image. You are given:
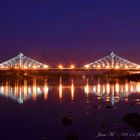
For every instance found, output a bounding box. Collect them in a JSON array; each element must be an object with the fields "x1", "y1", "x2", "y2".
[
  {"x1": 19, "y1": 53, "x2": 23, "y2": 69},
  {"x1": 111, "y1": 52, "x2": 115, "y2": 68}
]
